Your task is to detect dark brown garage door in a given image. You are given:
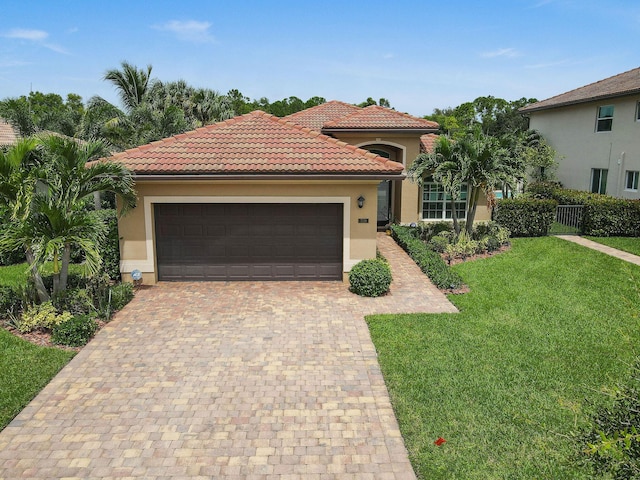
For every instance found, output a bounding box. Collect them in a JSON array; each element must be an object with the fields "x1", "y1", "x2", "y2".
[{"x1": 154, "y1": 203, "x2": 343, "y2": 281}]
